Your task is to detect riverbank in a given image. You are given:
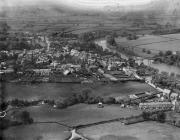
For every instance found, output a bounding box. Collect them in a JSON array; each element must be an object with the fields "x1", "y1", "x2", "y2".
[
  {"x1": 96, "y1": 38, "x2": 180, "y2": 96},
  {"x1": 95, "y1": 38, "x2": 180, "y2": 76}
]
